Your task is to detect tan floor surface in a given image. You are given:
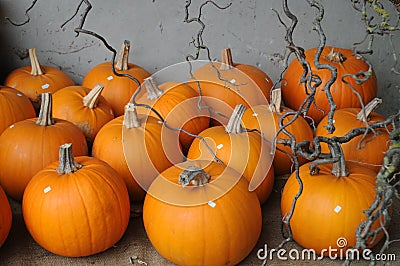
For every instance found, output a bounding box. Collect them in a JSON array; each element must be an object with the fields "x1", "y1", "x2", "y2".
[{"x1": 0, "y1": 178, "x2": 398, "y2": 265}]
